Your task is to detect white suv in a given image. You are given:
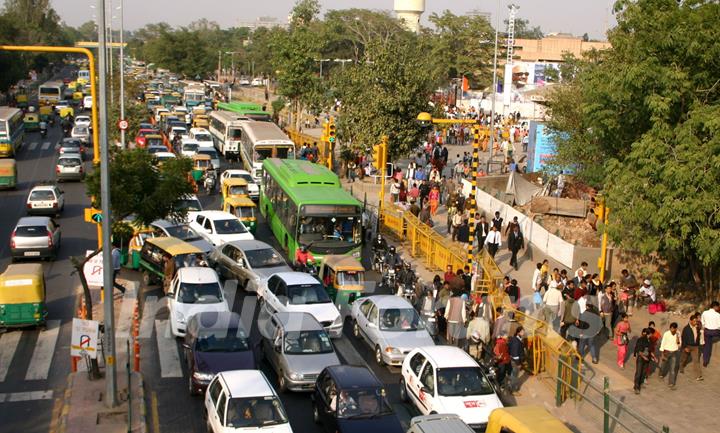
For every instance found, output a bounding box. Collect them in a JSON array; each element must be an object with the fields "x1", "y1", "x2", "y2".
[
  {"x1": 26, "y1": 184, "x2": 65, "y2": 216},
  {"x1": 167, "y1": 267, "x2": 229, "y2": 337},
  {"x1": 400, "y1": 346, "x2": 503, "y2": 431},
  {"x1": 205, "y1": 370, "x2": 292, "y2": 432},
  {"x1": 261, "y1": 272, "x2": 342, "y2": 338}
]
